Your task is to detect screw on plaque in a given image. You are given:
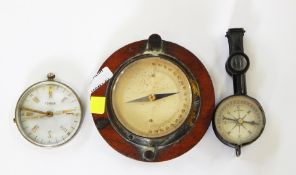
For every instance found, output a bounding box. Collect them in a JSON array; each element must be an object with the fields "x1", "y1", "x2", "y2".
[
  {"x1": 95, "y1": 118, "x2": 110, "y2": 130},
  {"x1": 142, "y1": 148, "x2": 157, "y2": 162}
]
